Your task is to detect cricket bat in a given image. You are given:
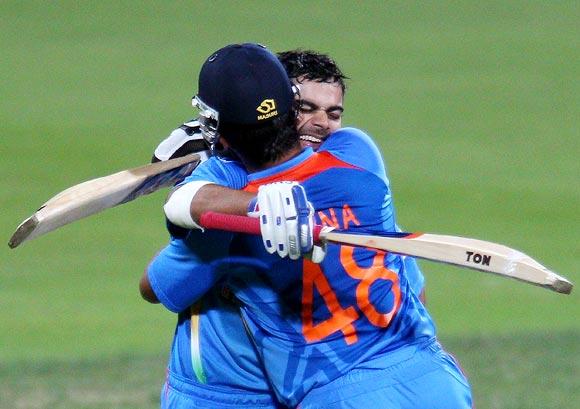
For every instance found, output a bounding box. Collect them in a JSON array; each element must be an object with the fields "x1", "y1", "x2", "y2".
[
  {"x1": 8, "y1": 153, "x2": 202, "y2": 249},
  {"x1": 198, "y1": 212, "x2": 573, "y2": 295}
]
